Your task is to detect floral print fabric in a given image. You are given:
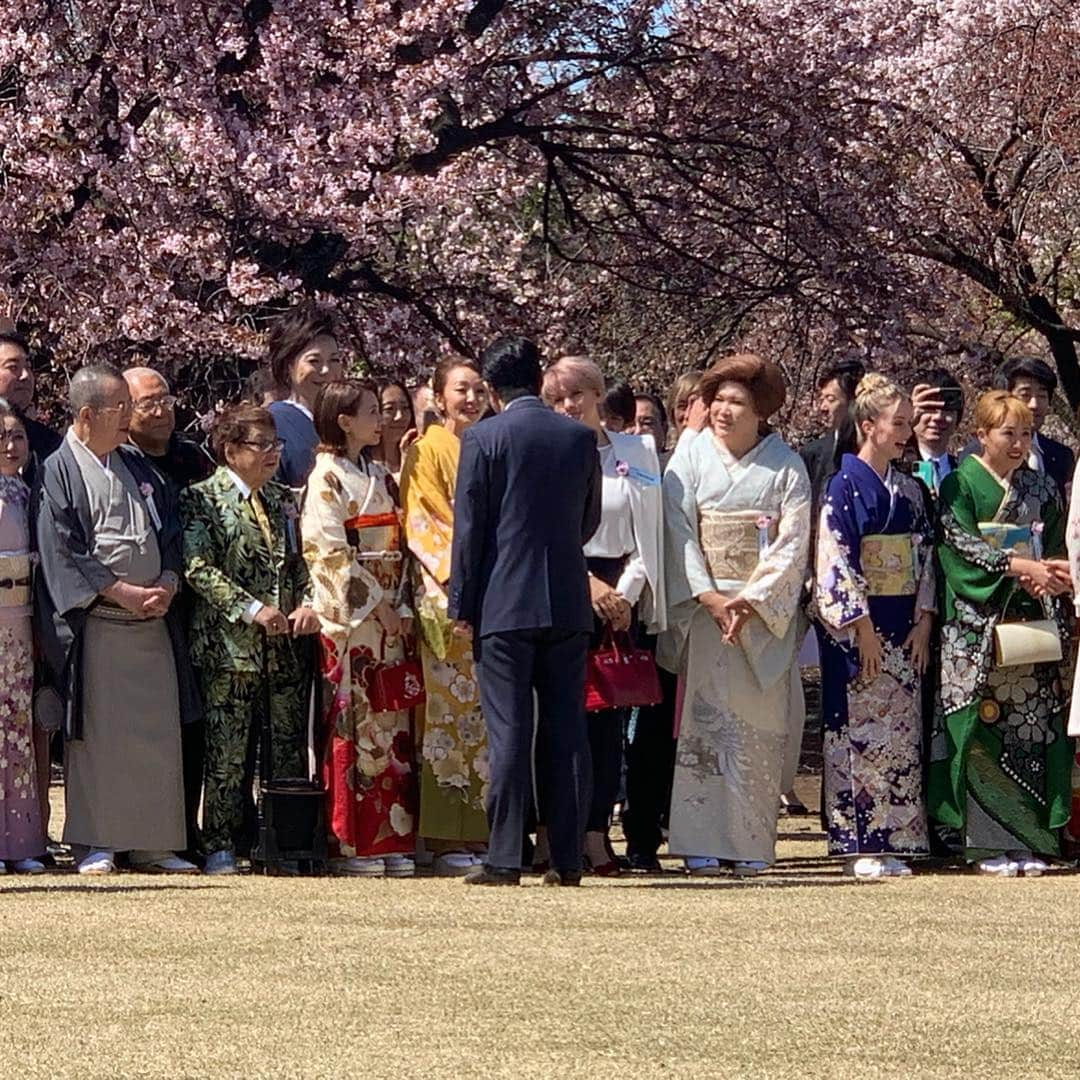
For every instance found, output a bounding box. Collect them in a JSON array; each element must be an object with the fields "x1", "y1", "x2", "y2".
[
  {"x1": 929, "y1": 455, "x2": 1070, "y2": 857},
  {"x1": 0, "y1": 622, "x2": 41, "y2": 861},
  {"x1": 400, "y1": 425, "x2": 489, "y2": 843},
  {"x1": 663, "y1": 432, "x2": 811, "y2": 863},
  {"x1": 302, "y1": 454, "x2": 416, "y2": 857},
  {"x1": 815, "y1": 456, "x2": 932, "y2": 856}
]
